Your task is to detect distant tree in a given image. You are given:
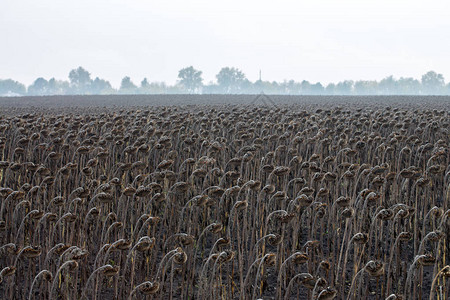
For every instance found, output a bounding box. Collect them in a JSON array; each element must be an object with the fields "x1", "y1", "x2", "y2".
[
  {"x1": 289, "y1": 80, "x2": 302, "y2": 94},
  {"x1": 242, "y1": 79, "x2": 254, "y2": 93},
  {"x1": 325, "y1": 83, "x2": 336, "y2": 95},
  {"x1": 149, "y1": 82, "x2": 170, "y2": 94},
  {"x1": 28, "y1": 77, "x2": 49, "y2": 95},
  {"x1": 216, "y1": 67, "x2": 247, "y2": 93},
  {"x1": 141, "y1": 78, "x2": 150, "y2": 88},
  {"x1": 138, "y1": 78, "x2": 150, "y2": 94},
  {"x1": 397, "y1": 77, "x2": 421, "y2": 94},
  {"x1": 354, "y1": 80, "x2": 378, "y2": 95},
  {"x1": 119, "y1": 76, "x2": 137, "y2": 93},
  {"x1": 421, "y1": 71, "x2": 445, "y2": 94},
  {"x1": 48, "y1": 78, "x2": 70, "y2": 95},
  {"x1": 47, "y1": 78, "x2": 59, "y2": 94},
  {"x1": 310, "y1": 82, "x2": 325, "y2": 94},
  {"x1": 334, "y1": 80, "x2": 354, "y2": 95},
  {"x1": 28, "y1": 77, "x2": 69, "y2": 95},
  {"x1": 202, "y1": 82, "x2": 220, "y2": 94},
  {"x1": 253, "y1": 79, "x2": 264, "y2": 92},
  {"x1": 299, "y1": 80, "x2": 312, "y2": 94},
  {"x1": 166, "y1": 84, "x2": 185, "y2": 94},
  {"x1": 147, "y1": 82, "x2": 169, "y2": 94},
  {"x1": 281, "y1": 80, "x2": 298, "y2": 94},
  {"x1": 178, "y1": 66, "x2": 203, "y2": 93},
  {"x1": 0, "y1": 79, "x2": 26, "y2": 96},
  {"x1": 68, "y1": 67, "x2": 92, "y2": 94},
  {"x1": 297, "y1": 81, "x2": 325, "y2": 95},
  {"x1": 268, "y1": 81, "x2": 282, "y2": 94},
  {"x1": 91, "y1": 77, "x2": 113, "y2": 94},
  {"x1": 378, "y1": 76, "x2": 397, "y2": 95},
  {"x1": 253, "y1": 80, "x2": 278, "y2": 94}
]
